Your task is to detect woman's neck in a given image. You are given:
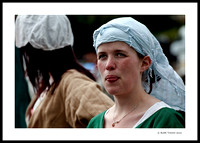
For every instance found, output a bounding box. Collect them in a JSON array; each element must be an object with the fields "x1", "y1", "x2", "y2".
[{"x1": 113, "y1": 89, "x2": 148, "y2": 114}]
